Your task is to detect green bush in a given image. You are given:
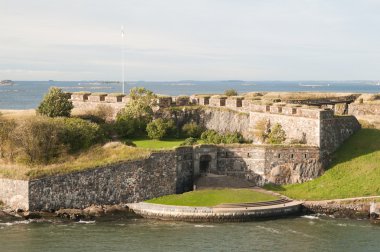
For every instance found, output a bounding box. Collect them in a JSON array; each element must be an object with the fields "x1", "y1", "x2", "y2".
[
  {"x1": 180, "y1": 137, "x2": 198, "y2": 146},
  {"x1": 182, "y1": 122, "x2": 203, "y2": 138},
  {"x1": 146, "y1": 118, "x2": 174, "y2": 139},
  {"x1": 200, "y1": 130, "x2": 243, "y2": 144},
  {"x1": 56, "y1": 117, "x2": 104, "y2": 153},
  {"x1": 268, "y1": 123, "x2": 286, "y2": 144},
  {"x1": 224, "y1": 89, "x2": 238, "y2": 96},
  {"x1": 37, "y1": 87, "x2": 73, "y2": 117}
]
